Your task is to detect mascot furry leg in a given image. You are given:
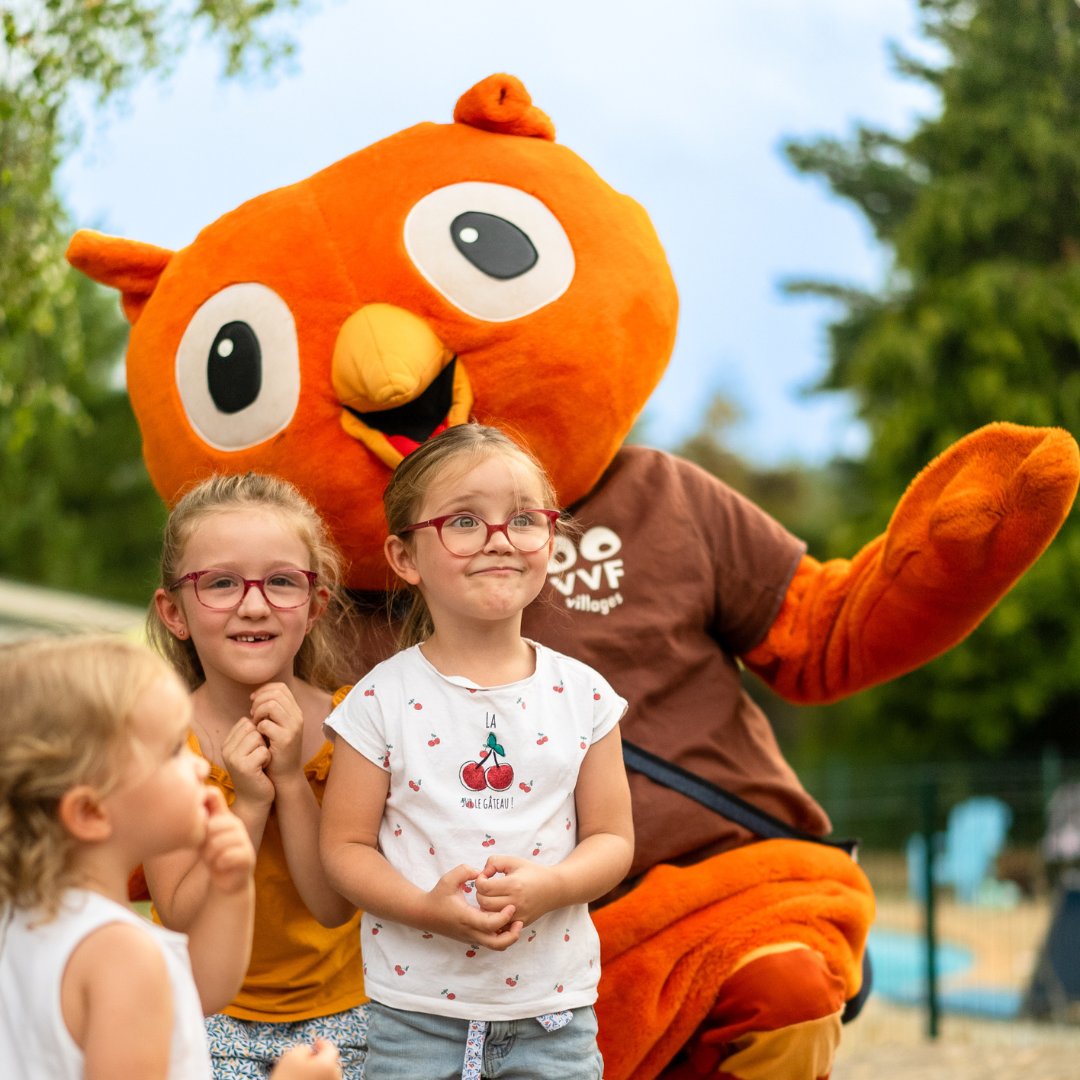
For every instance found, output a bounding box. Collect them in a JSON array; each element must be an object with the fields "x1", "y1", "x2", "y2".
[{"x1": 595, "y1": 843, "x2": 871, "y2": 1079}]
